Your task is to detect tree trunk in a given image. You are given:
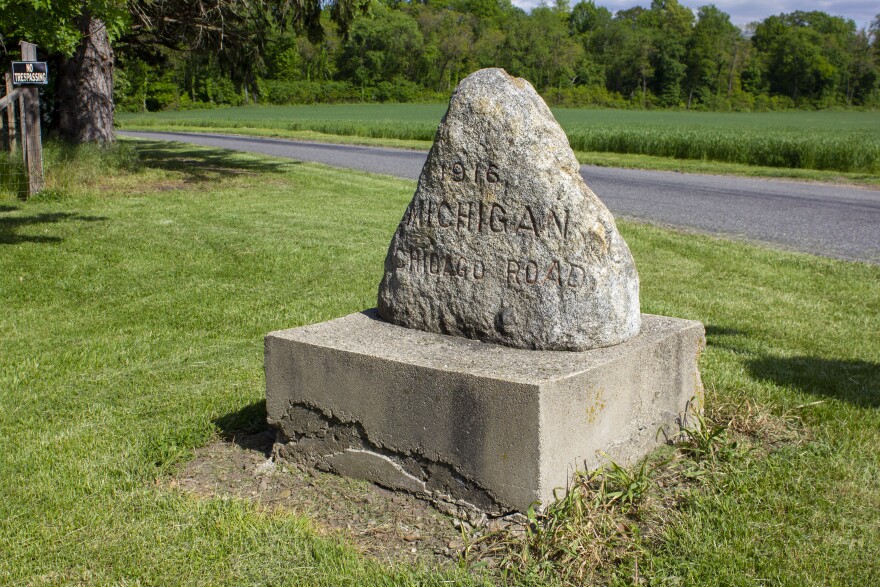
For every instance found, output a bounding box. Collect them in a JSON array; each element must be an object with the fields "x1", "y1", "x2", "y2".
[
  {"x1": 56, "y1": 13, "x2": 115, "y2": 144},
  {"x1": 727, "y1": 44, "x2": 739, "y2": 98}
]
